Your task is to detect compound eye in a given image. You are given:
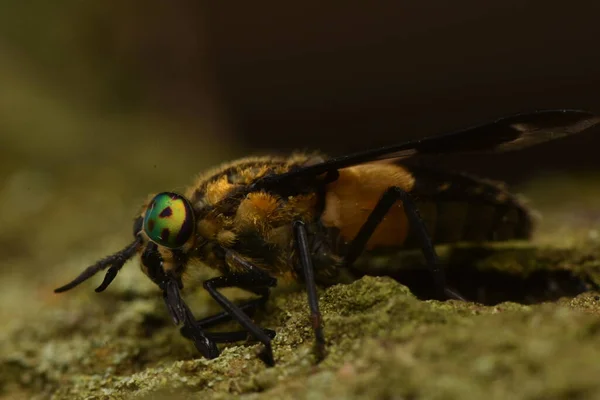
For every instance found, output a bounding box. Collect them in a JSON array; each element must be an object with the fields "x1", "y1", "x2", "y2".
[{"x1": 143, "y1": 192, "x2": 195, "y2": 248}]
